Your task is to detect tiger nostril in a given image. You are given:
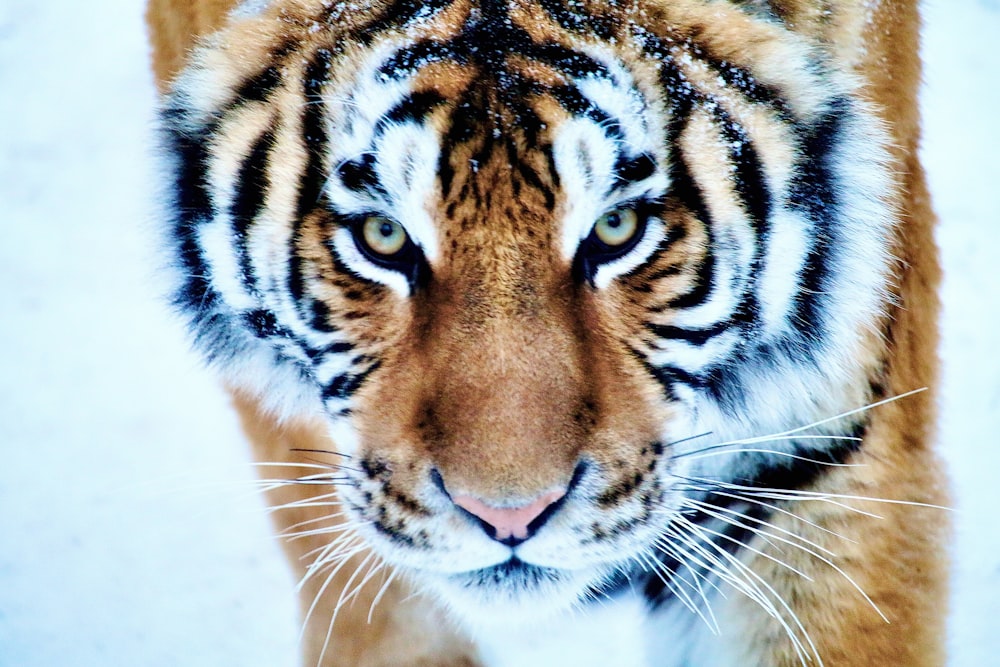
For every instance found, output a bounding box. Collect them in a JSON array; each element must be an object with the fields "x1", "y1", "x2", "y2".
[{"x1": 452, "y1": 489, "x2": 566, "y2": 545}]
